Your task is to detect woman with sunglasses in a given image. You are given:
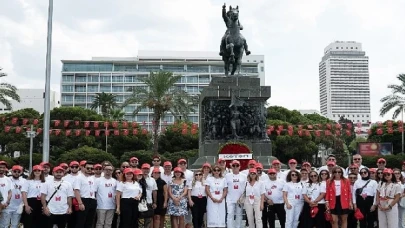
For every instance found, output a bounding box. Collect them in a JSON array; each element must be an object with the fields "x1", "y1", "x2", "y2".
[
  {"x1": 152, "y1": 168, "x2": 168, "y2": 228},
  {"x1": 394, "y1": 168, "x2": 405, "y2": 228},
  {"x1": 376, "y1": 169, "x2": 384, "y2": 183},
  {"x1": 318, "y1": 170, "x2": 332, "y2": 228},
  {"x1": 21, "y1": 165, "x2": 45, "y2": 228},
  {"x1": 283, "y1": 170, "x2": 304, "y2": 228},
  {"x1": 205, "y1": 165, "x2": 227, "y2": 228},
  {"x1": 116, "y1": 168, "x2": 143, "y2": 228},
  {"x1": 244, "y1": 168, "x2": 265, "y2": 228},
  {"x1": 168, "y1": 167, "x2": 189, "y2": 228},
  {"x1": 325, "y1": 166, "x2": 352, "y2": 228},
  {"x1": 369, "y1": 168, "x2": 377, "y2": 181},
  {"x1": 188, "y1": 170, "x2": 207, "y2": 228},
  {"x1": 111, "y1": 168, "x2": 122, "y2": 228},
  {"x1": 352, "y1": 168, "x2": 378, "y2": 228},
  {"x1": 302, "y1": 171, "x2": 326, "y2": 228},
  {"x1": 375, "y1": 168, "x2": 401, "y2": 228}
]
